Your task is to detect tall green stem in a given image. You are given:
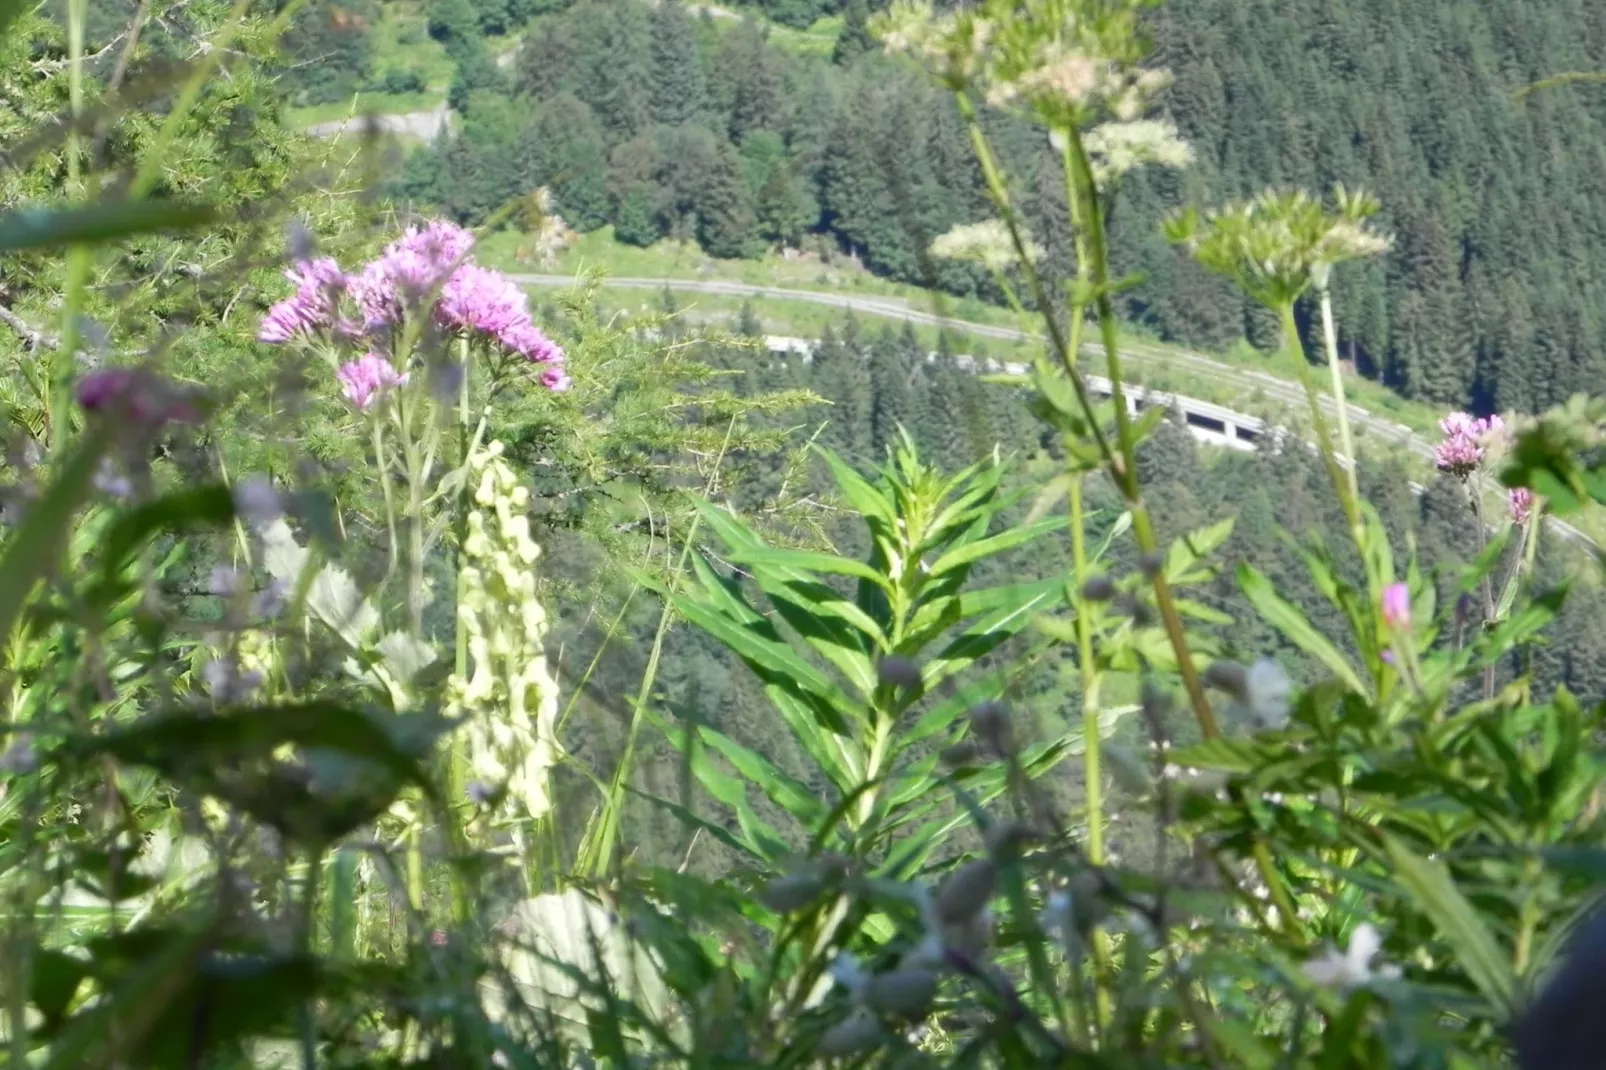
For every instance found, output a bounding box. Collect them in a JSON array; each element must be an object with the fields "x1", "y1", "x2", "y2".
[
  {"x1": 449, "y1": 334, "x2": 471, "y2": 920},
  {"x1": 1063, "y1": 133, "x2": 1219, "y2": 739},
  {"x1": 1316, "y1": 285, "x2": 1361, "y2": 509},
  {"x1": 1069, "y1": 475, "x2": 1102, "y2": 865},
  {"x1": 1278, "y1": 303, "x2": 1362, "y2": 537}
]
